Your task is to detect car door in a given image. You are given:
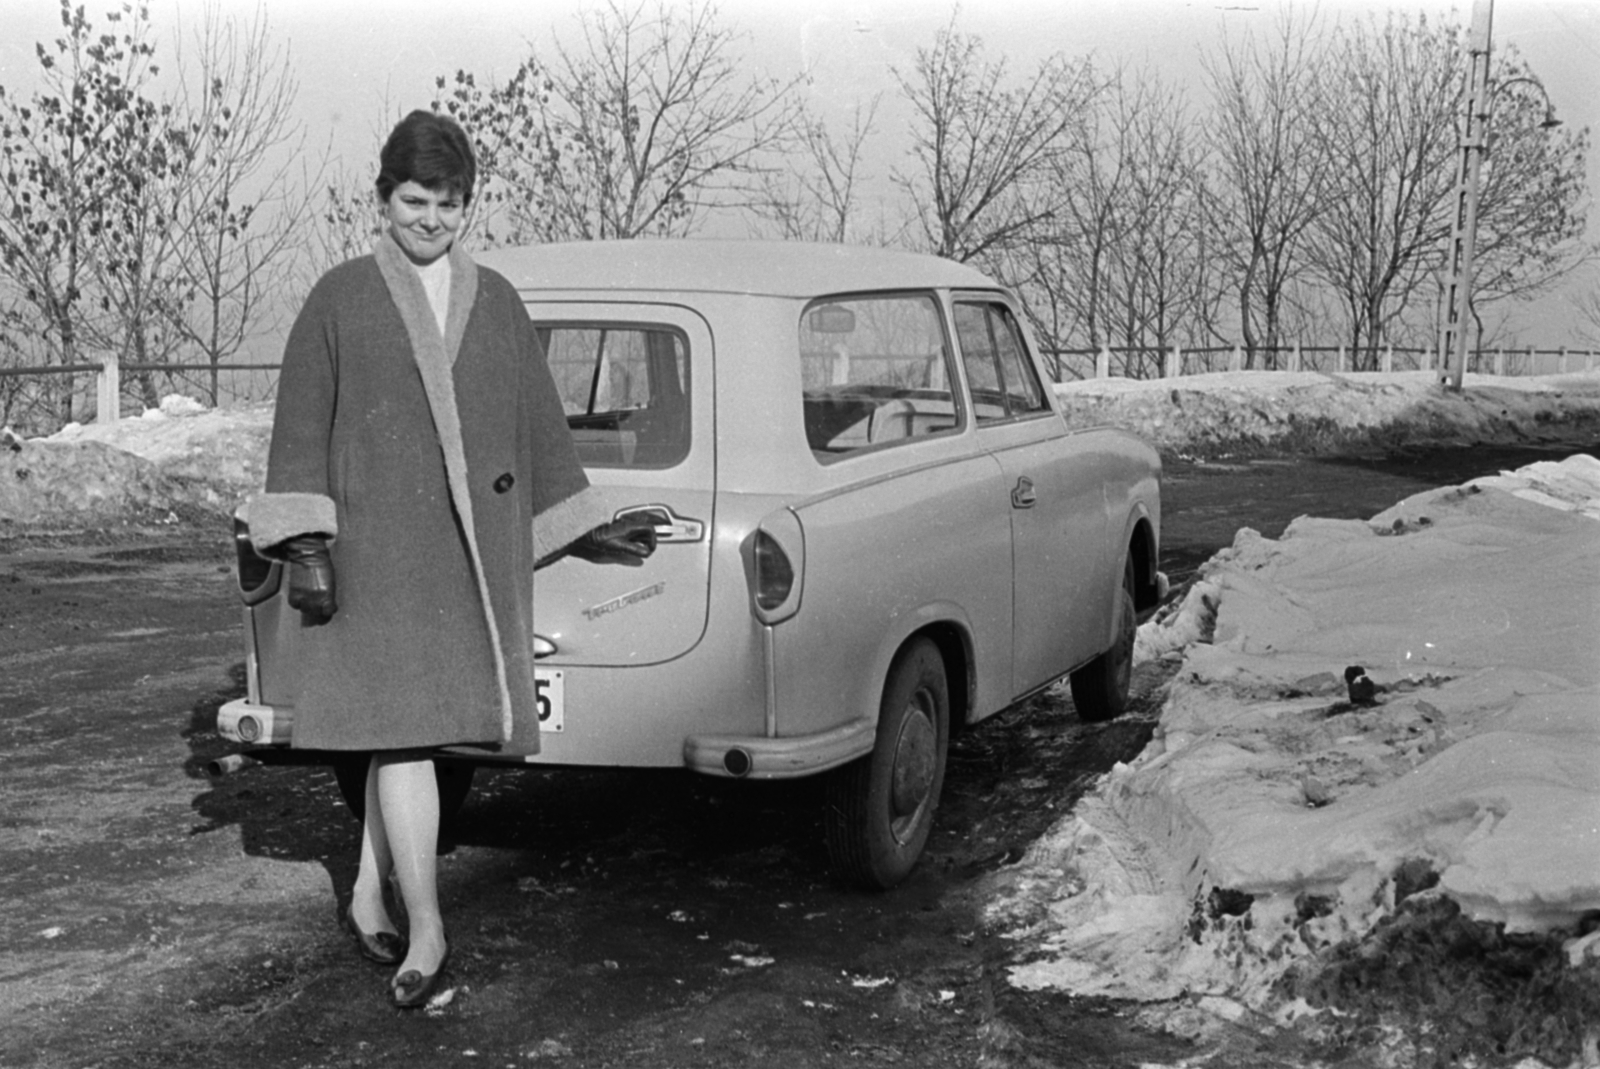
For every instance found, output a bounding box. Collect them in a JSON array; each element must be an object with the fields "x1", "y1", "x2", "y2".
[
  {"x1": 527, "y1": 302, "x2": 716, "y2": 671},
  {"x1": 952, "y1": 295, "x2": 1109, "y2": 697}
]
